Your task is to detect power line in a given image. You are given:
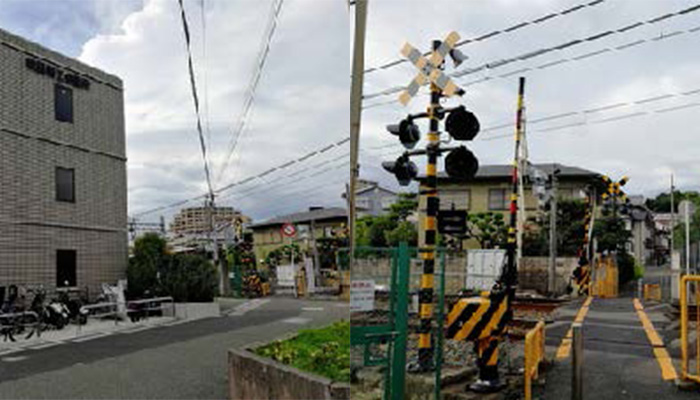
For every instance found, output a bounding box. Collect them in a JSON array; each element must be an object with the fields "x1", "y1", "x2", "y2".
[
  {"x1": 362, "y1": 3, "x2": 700, "y2": 105},
  {"x1": 362, "y1": 0, "x2": 609, "y2": 76},
  {"x1": 130, "y1": 136, "x2": 350, "y2": 218},
  {"x1": 365, "y1": 86, "x2": 700, "y2": 153},
  {"x1": 177, "y1": 0, "x2": 215, "y2": 199},
  {"x1": 214, "y1": 0, "x2": 285, "y2": 186}
]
